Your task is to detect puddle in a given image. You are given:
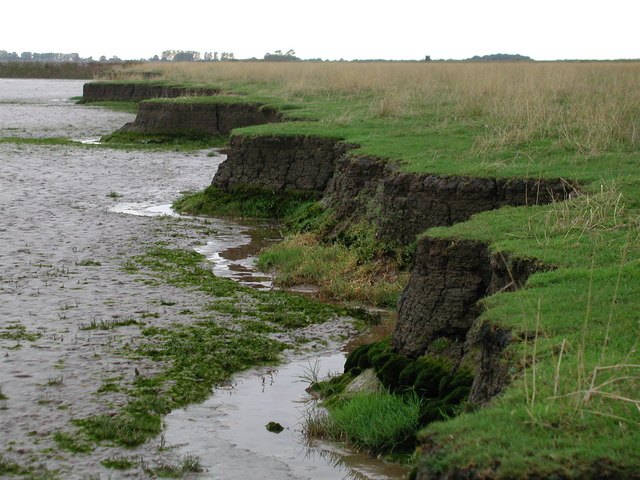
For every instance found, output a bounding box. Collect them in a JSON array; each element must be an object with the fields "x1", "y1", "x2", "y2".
[
  {"x1": 193, "y1": 222, "x2": 280, "y2": 290},
  {"x1": 109, "y1": 202, "x2": 179, "y2": 217},
  {"x1": 75, "y1": 137, "x2": 103, "y2": 145},
  {"x1": 164, "y1": 349, "x2": 409, "y2": 480},
  {"x1": 109, "y1": 201, "x2": 280, "y2": 289}
]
